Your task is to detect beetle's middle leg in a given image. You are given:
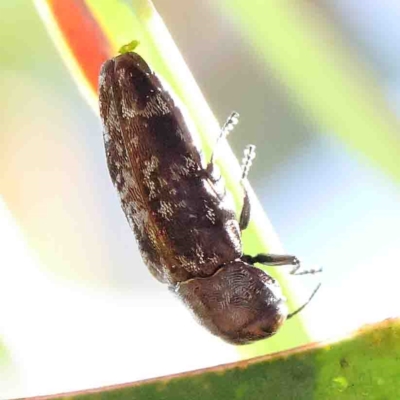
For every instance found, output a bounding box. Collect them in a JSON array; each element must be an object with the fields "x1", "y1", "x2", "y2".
[
  {"x1": 241, "y1": 254, "x2": 322, "y2": 275},
  {"x1": 238, "y1": 144, "x2": 256, "y2": 231},
  {"x1": 204, "y1": 112, "x2": 255, "y2": 231}
]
